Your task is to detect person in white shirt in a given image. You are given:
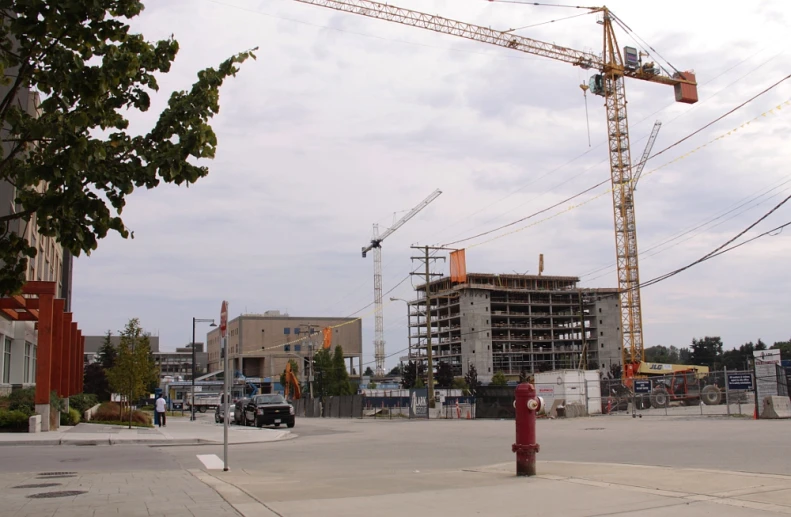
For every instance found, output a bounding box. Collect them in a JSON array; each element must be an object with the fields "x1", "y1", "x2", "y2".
[{"x1": 155, "y1": 394, "x2": 167, "y2": 427}]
